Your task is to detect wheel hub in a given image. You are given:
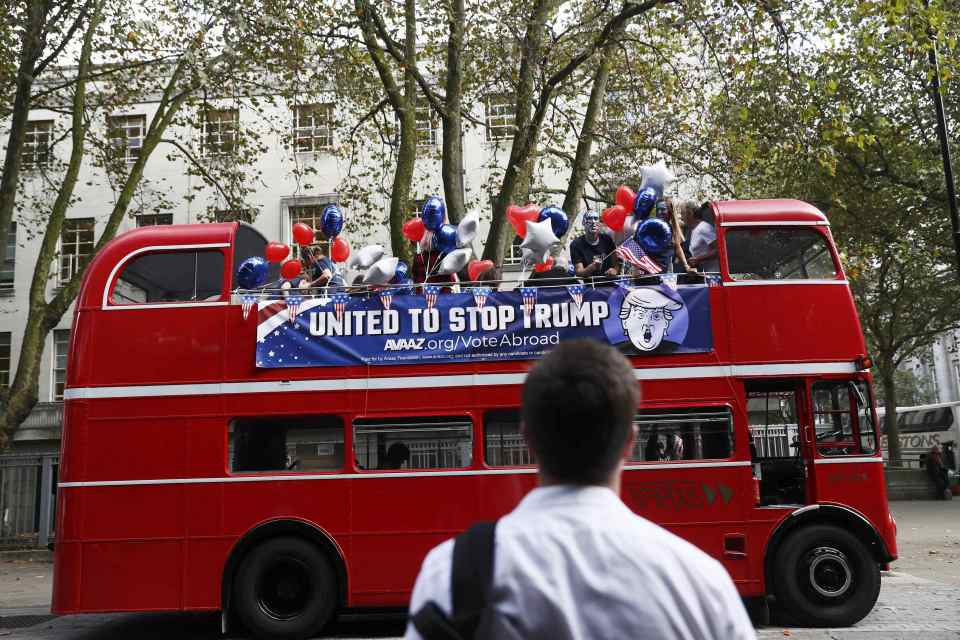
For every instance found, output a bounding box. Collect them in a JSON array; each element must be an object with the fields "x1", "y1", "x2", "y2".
[
  {"x1": 257, "y1": 557, "x2": 312, "y2": 620},
  {"x1": 806, "y1": 546, "x2": 852, "y2": 598}
]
